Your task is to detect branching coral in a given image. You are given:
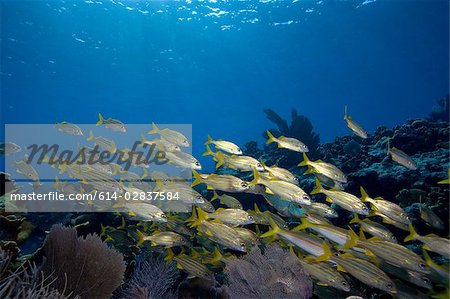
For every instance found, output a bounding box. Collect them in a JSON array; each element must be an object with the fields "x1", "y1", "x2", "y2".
[
  {"x1": 42, "y1": 224, "x2": 126, "y2": 299},
  {"x1": 223, "y1": 245, "x2": 313, "y2": 299}
]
